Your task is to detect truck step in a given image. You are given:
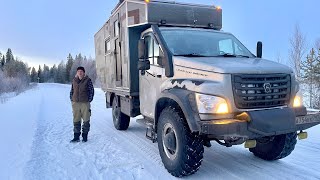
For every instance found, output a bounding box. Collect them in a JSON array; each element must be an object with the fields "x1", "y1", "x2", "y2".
[
  {"x1": 146, "y1": 128, "x2": 157, "y2": 143},
  {"x1": 136, "y1": 118, "x2": 157, "y2": 143},
  {"x1": 136, "y1": 118, "x2": 154, "y2": 128}
]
